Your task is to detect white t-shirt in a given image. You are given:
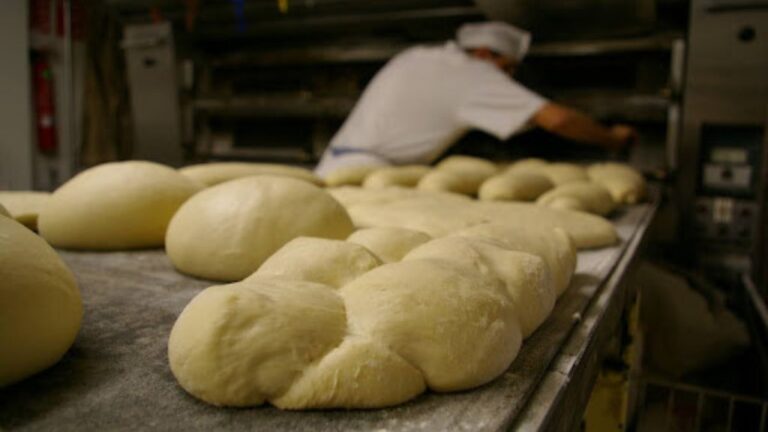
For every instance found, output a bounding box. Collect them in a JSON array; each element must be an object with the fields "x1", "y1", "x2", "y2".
[{"x1": 315, "y1": 42, "x2": 546, "y2": 176}]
